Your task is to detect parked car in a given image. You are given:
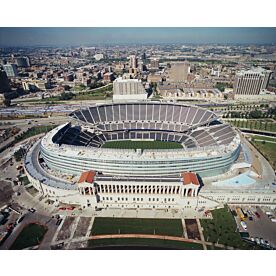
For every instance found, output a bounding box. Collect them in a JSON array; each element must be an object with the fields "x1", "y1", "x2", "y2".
[
  {"x1": 240, "y1": 221, "x2": 247, "y2": 230},
  {"x1": 249, "y1": 216, "x2": 253, "y2": 221},
  {"x1": 28, "y1": 208, "x2": 36, "y2": 213},
  {"x1": 260, "y1": 238, "x2": 265, "y2": 246},
  {"x1": 264, "y1": 240, "x2": 270, "y2": 247},
  {"x1": 255, "y1": 212, "x2": 261, "y2": 218},
  {"x1": 56, "y1": 219, "x2": 62, "y2": 226},
  {"x1": 255, "y1": 237, "x2": 261, "y2": 245}
]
